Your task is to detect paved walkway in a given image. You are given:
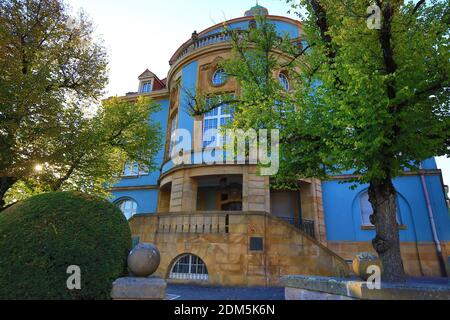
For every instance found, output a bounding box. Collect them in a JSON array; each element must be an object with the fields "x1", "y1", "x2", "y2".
[{"x1": 166, "y1": 284, "x2": 285, "y2": 301}]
